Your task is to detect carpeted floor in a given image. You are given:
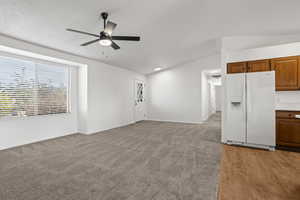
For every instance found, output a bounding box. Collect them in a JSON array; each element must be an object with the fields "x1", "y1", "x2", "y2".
[{"x1": 0, "y1": 113, "x2": 221, "y2": 200}]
